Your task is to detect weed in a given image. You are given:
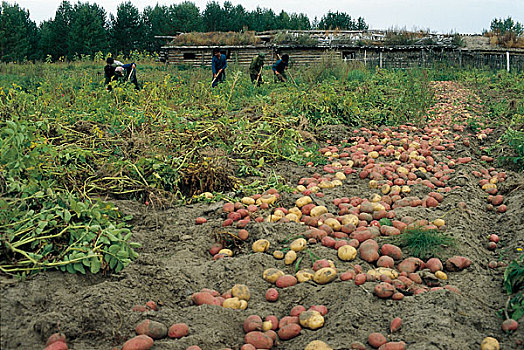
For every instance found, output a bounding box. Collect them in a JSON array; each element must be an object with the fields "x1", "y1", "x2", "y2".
[{"x1": 397, "y1": 228, "x2": 454, "y2": 259}]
